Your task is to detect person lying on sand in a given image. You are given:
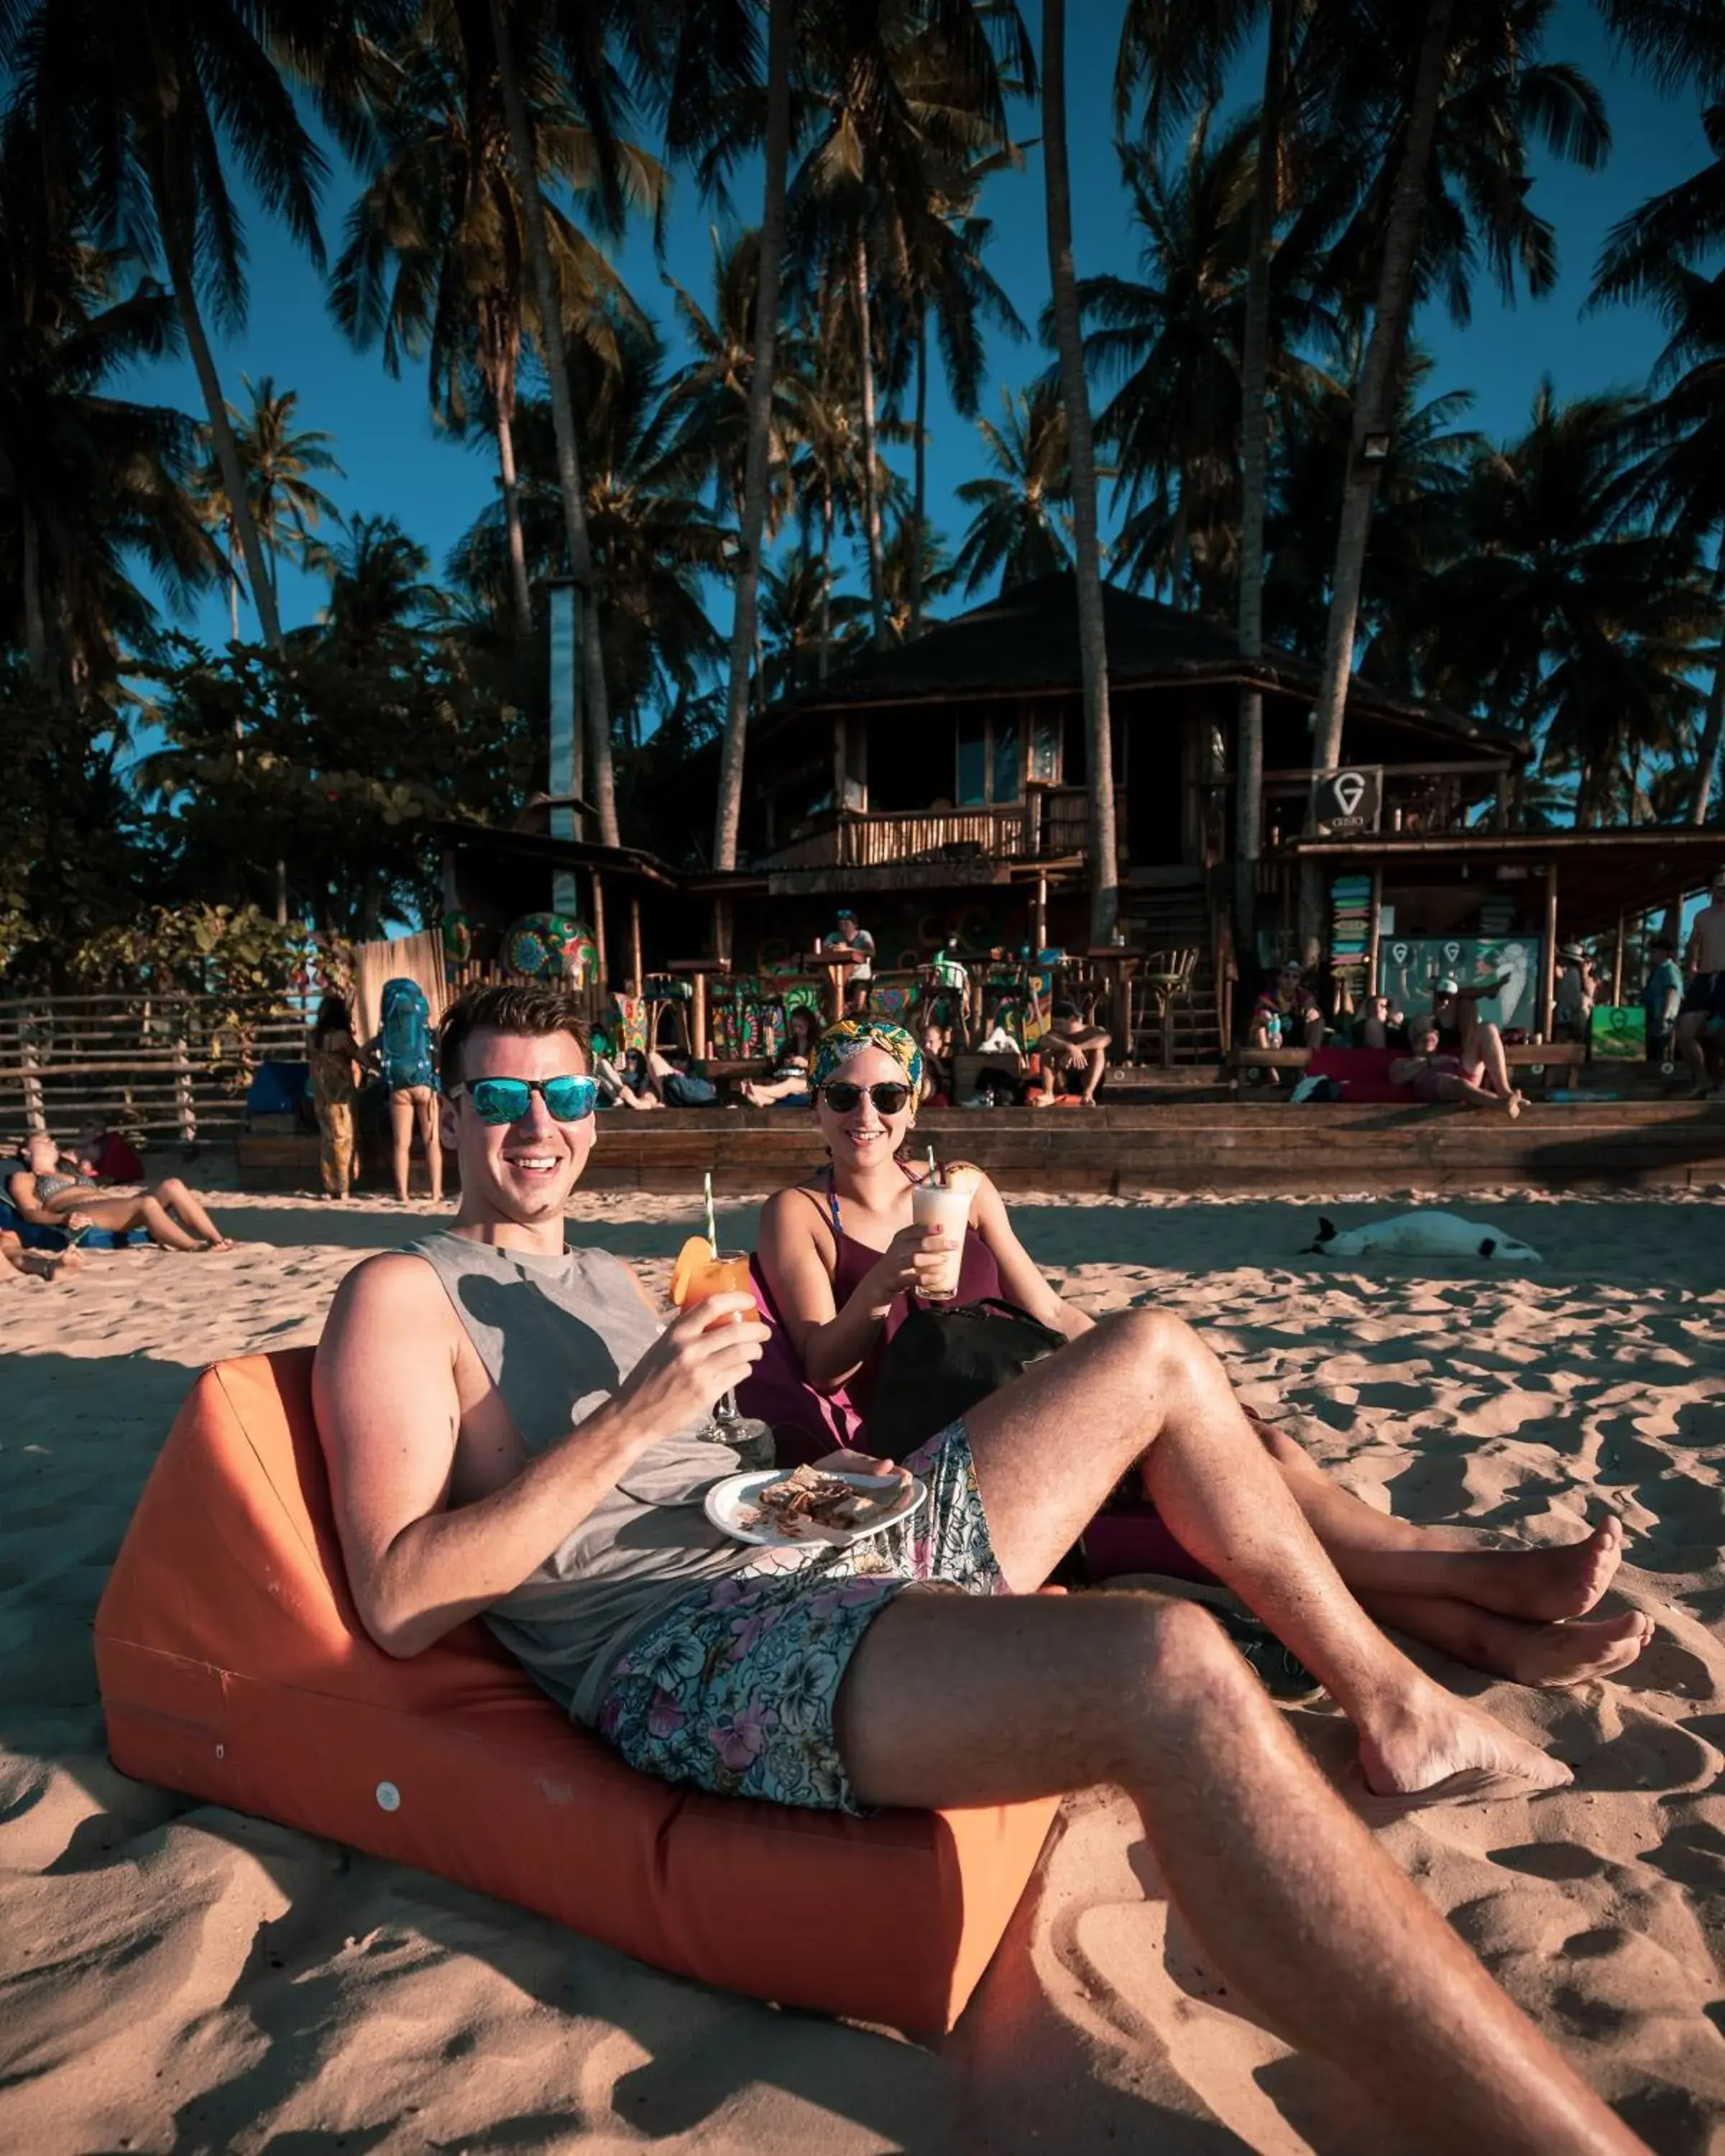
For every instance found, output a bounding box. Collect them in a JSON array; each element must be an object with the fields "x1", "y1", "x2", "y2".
[
  {"x1": 315, "y1": 983, "x2": 1647, "y2": 2156},
  {"x1": 6, "y1": 1133, "x2": 232, "y2": 1251},
  {"x1": 1392, "y1": 1021, "x2": 1527, "y2": 1117},
  {"x1": 1, "y1": 1225, "x2": 83, "y2": 1281},
  {"x1": 750, "y1": 1021, "x2": 1646, "y2": 1692}
]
